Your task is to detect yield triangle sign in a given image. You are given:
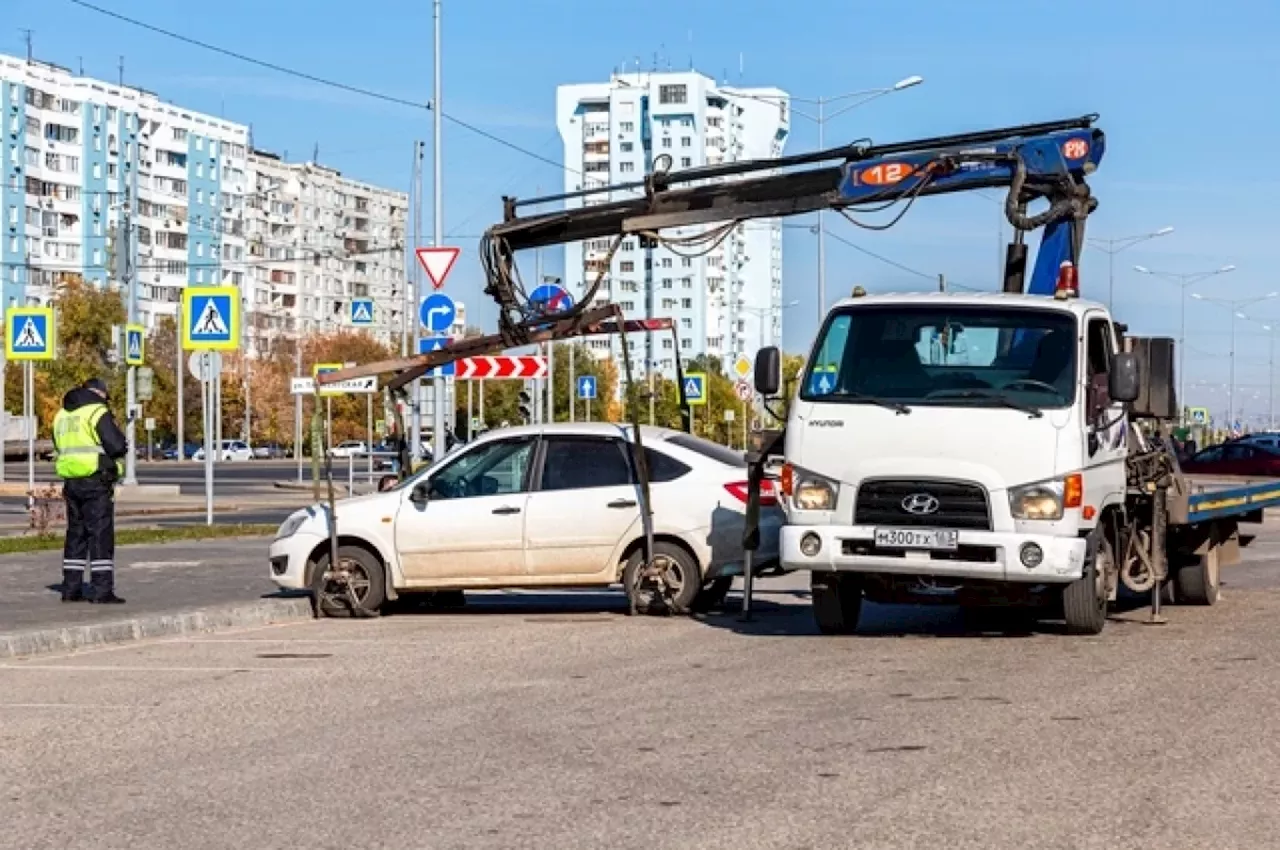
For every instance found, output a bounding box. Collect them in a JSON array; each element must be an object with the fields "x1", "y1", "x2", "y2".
[
  {"x1": 196, "y1": 299, "x2": 229, "y2": 335},
  {"x1": 416, "y1": 247, "x2": 461, "y2": 290},
  {"x1": 16, "y1": 318, "x2": 44, "y2": 349}
]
